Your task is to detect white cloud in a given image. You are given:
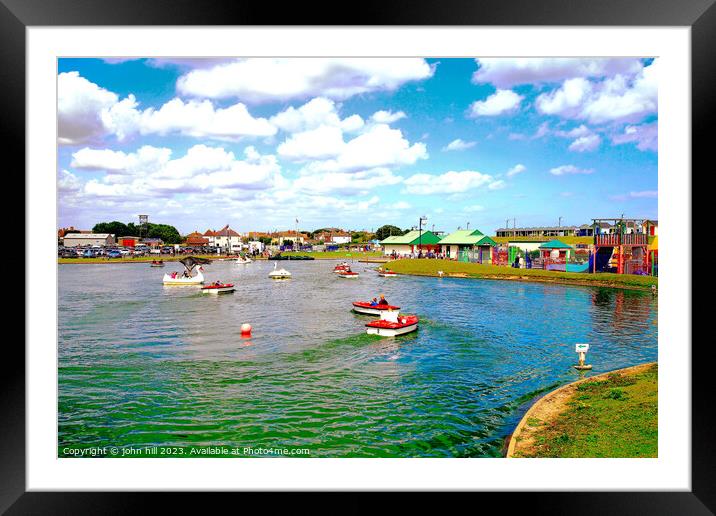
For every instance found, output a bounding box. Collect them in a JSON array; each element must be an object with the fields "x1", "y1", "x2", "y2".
[
  {"x1": 549, "y1": 165, "x2": 594, "y2": 176},
  {"x1": 393, "y1": 201, "x2": 412, "y2": 210},
  {"x1": 58, "y1": 170, "x2": 81, "y2": 193},
  {"x1": 472, "y1": 58, "x2": 644, "y2": 88},
  {"x1": 176, "y1": 58, "x2": 434, "y2": 102},
  {"x1": 295, "y1": 123, "x2": 428, "y2": 173},
  {"x1": 464, "y1": 204, "x2": 485, "y2": 212},
  {"x1": 536, "y1": 60, "x2": 658, "y2": 124},
  {"x1": 292, "y1": 168, "x2": 402, "y2": 196},
  {"x1": 370, "y1": 110, "x2": 407, "y2": 124},
  {"x1": 610, "y1": 190, "x2": 658, "y2": 201},
  {"x1": 72, "y1": 144, "x2": 283, "y2": 198},
  {"x1": 443, "y1": 139, "x2": 476, "y2": 151},
  {"x1": 58, "y1": 71, "x2": 121, "y2": 145},
  {"x1": 506, "y1": 164, "x2": 527, "y2": 177},
  {"x1": 469, "y1": 89, "x2": 523, "y2": 117},
  {"x1": 59, "y1": 72, "x2": 278, "y2": 144},
  {"x1": 403, "y1": 170, "x2": 502, "y2": 195},
  {"x1": 270, "y1": 97, "x2": 363, "y2": 133},
  {"x1": 139, "y1": 98, "x2": 276, "y2": 139},
  {"x1": 612, "y1": 122, "x2": 658, "y2": 151},
  {"x1": 568, "y1": 133, "x2": 601, "y2": 152},
  {"x1": 277, "y1": 125, "x2": 346, "y2": 161}
]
